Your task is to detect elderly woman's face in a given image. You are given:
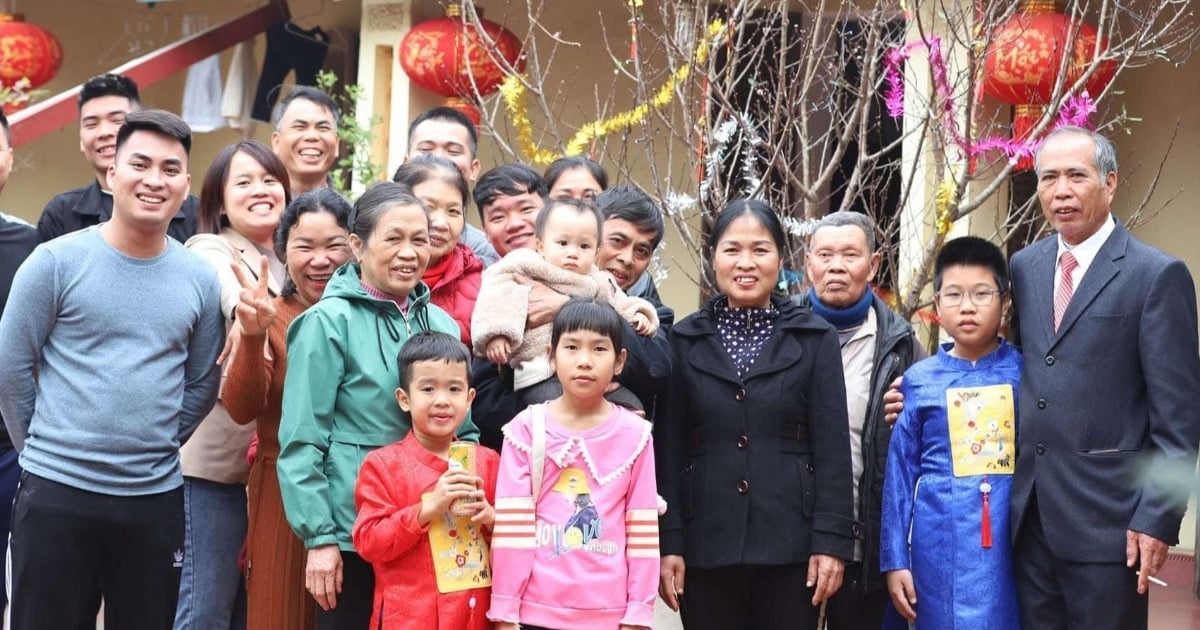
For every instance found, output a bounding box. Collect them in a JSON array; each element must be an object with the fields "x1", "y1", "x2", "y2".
[
  {"x1": 713, "y1": 214, "x2": 781, "y2": 309},
  {"x1": 352, "y1": 203, "x2": 431, "y2": 296}
]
